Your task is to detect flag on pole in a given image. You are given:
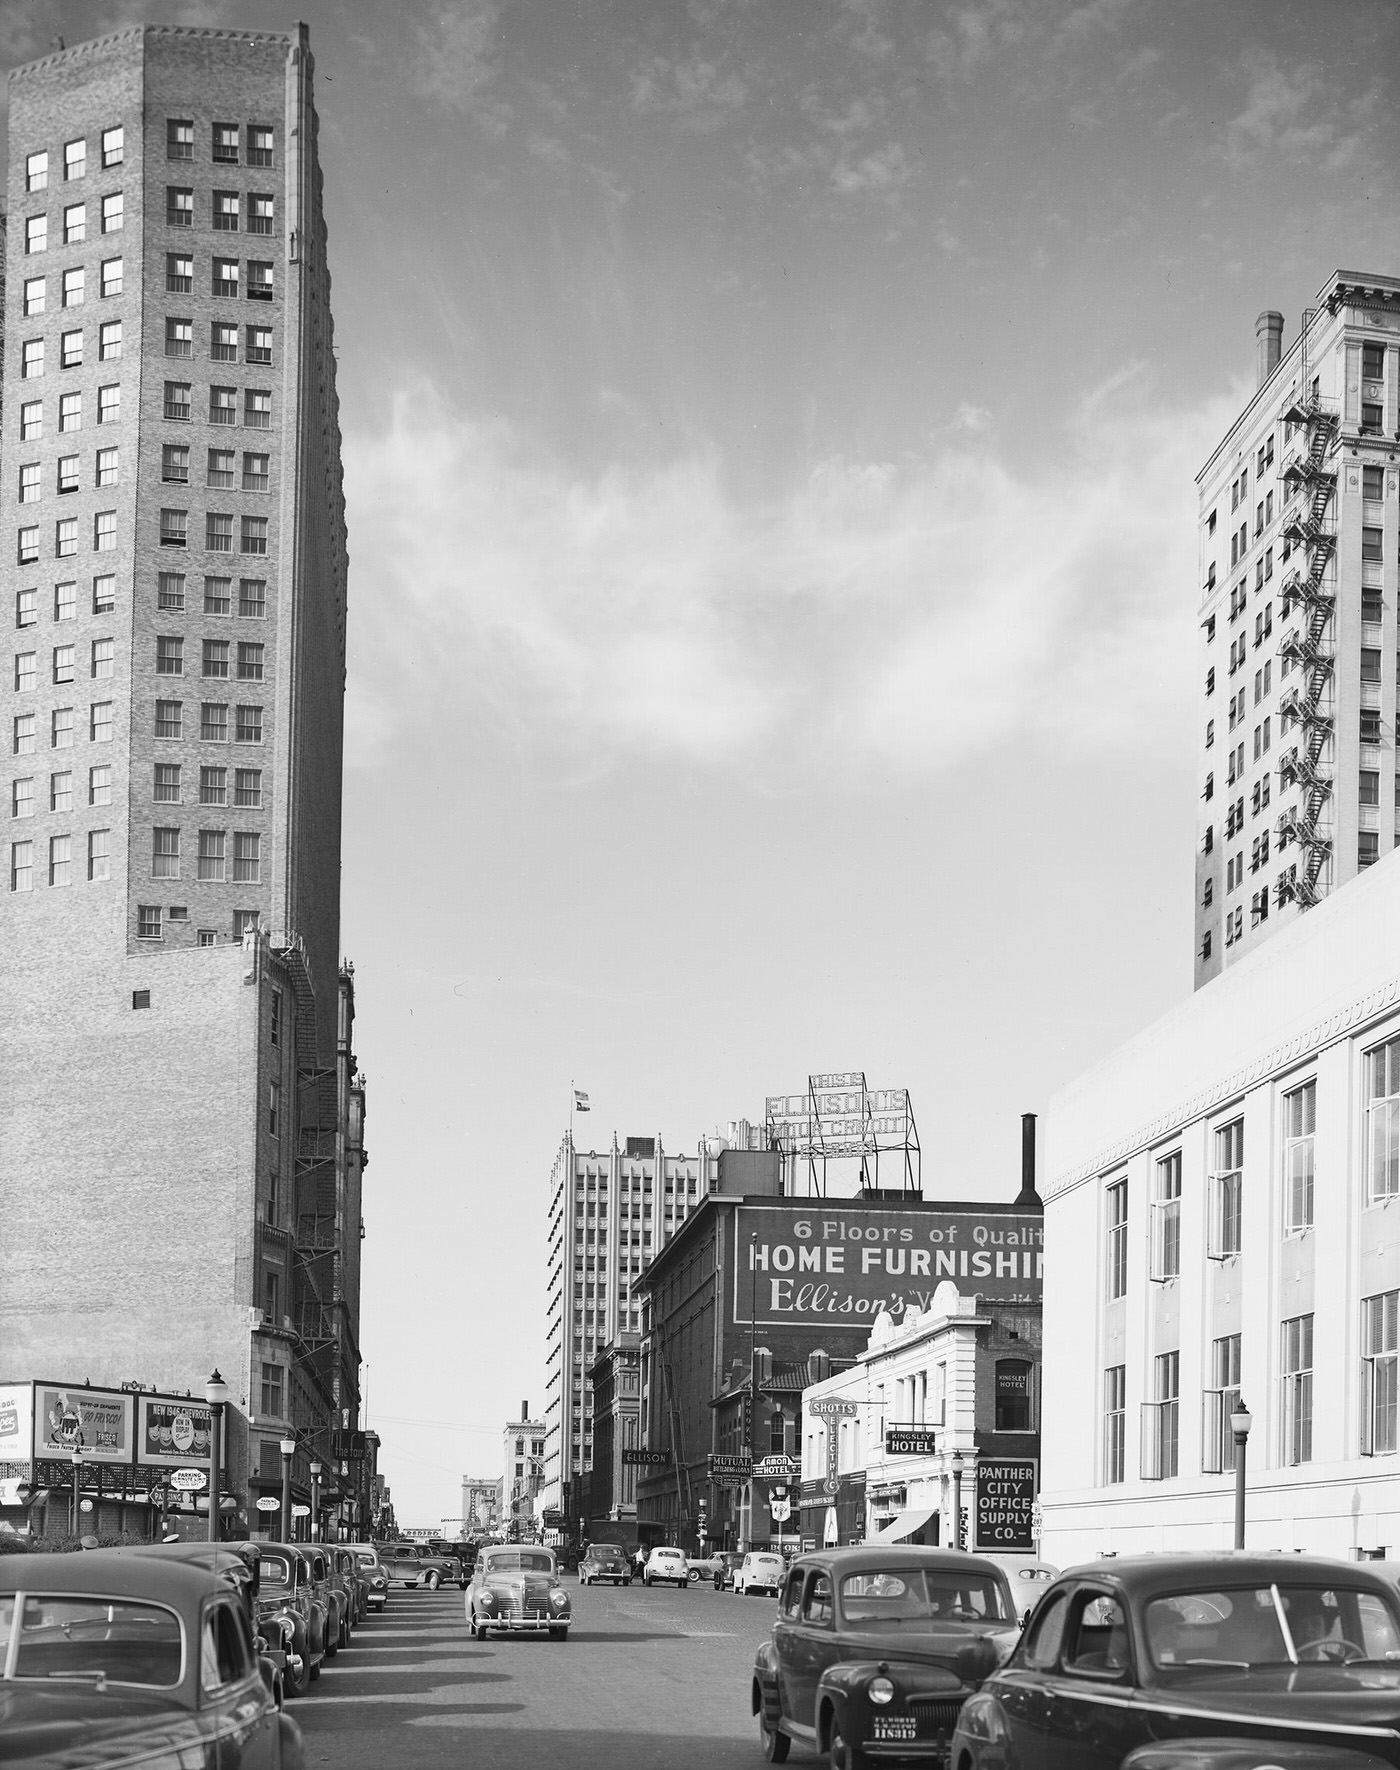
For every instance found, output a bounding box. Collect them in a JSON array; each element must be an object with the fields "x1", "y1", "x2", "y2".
[{"x1": 573, "y1": 1090, "x2": 590, "y2": 1112}]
